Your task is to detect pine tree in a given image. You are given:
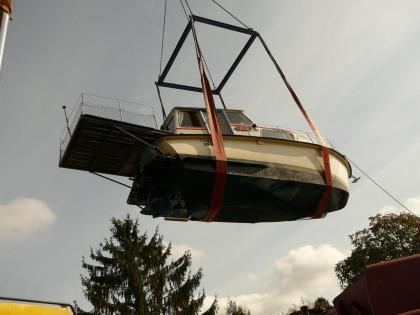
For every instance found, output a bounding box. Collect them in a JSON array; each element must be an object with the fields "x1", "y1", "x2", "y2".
[
  {"x1": 81, "y1": 215, "x2": 212, "y2": 314},
  {"x1": 225, "y1": 299, "x2": 251, "y2": 315}
]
